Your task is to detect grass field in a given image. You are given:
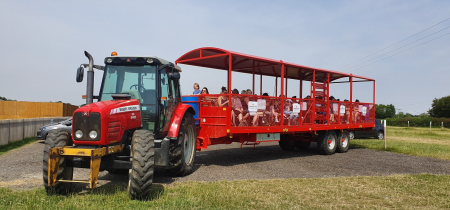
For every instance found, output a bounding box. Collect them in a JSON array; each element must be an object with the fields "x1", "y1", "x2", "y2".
[
  {"x1": 1, "y1": 174, "x2": 449, "y2": 209},
  {"x1": 1, "y1": 127, "x2": 450, "y2": 209},
  {"x1": 351, "y1": 126, "x2": 450, "y2": 160}
]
